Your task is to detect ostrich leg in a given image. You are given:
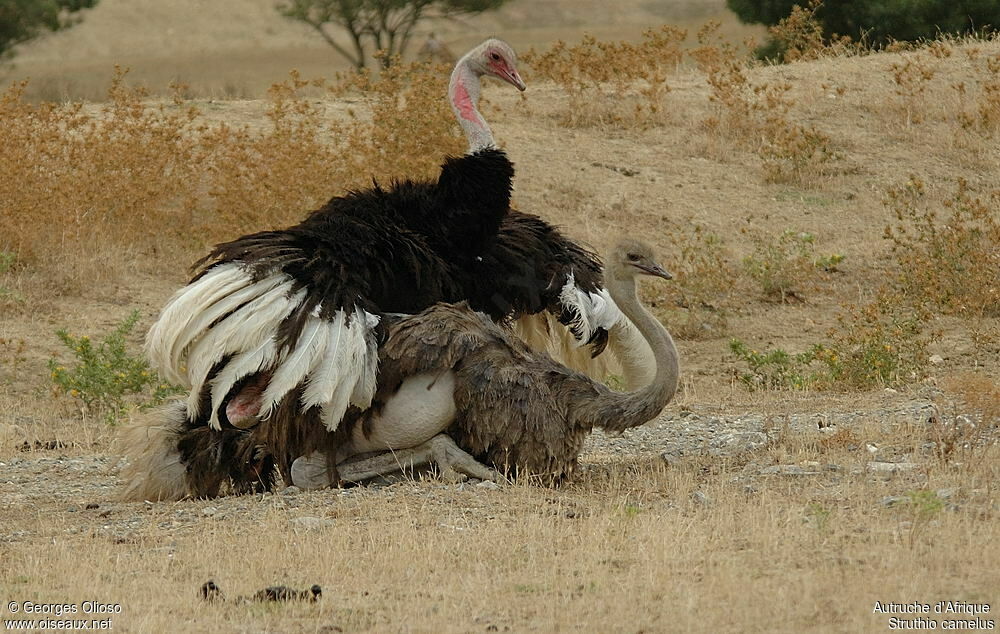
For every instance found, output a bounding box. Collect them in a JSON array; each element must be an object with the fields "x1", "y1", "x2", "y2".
[{"x1": 291, "y1": 435, "x2": 500, "y2": 488}]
